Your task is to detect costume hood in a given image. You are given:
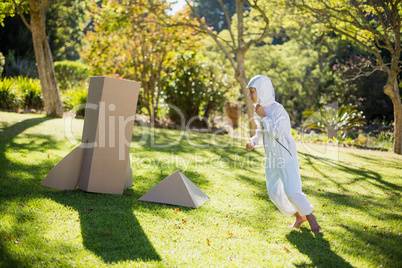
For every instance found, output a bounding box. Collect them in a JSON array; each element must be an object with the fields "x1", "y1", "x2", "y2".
[{"x1": 247, "y1": 75, "x2": 275, "y2": 108}]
